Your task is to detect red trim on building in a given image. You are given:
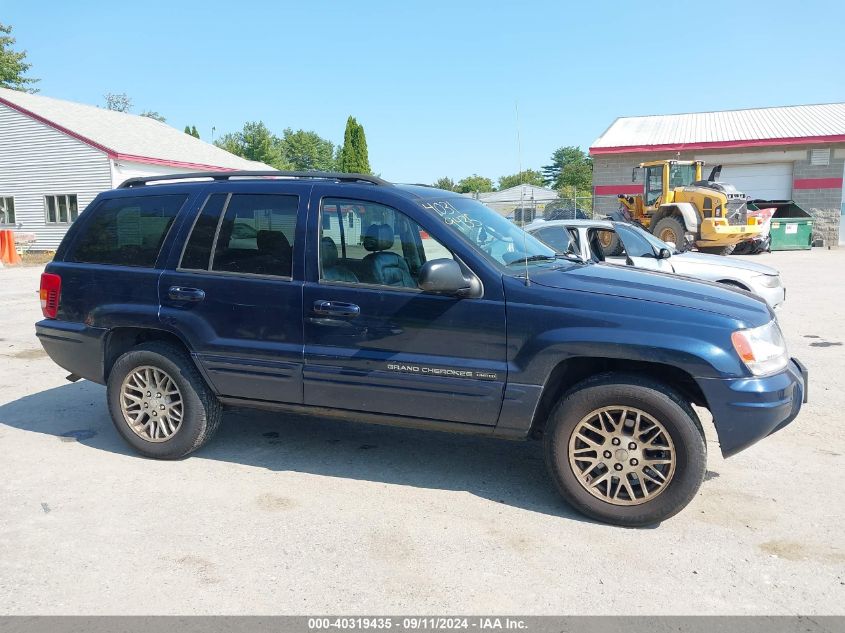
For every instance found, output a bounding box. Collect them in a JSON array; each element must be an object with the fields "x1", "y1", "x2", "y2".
[
  {"x1": 0, "y1": 95, "x2": 241, "y2": 171},
  {"x1": 594, "y1": 184, "x2": 643, "y2": 195},
  {"x1": 793, "y1": 177, "x2": 844, "y2": 190},
  {"x1": 114, "y1": 153, "x2": 239, "y2": 171},
  {"x1": 590, "y1": 134, "x2": 845, "y2": 155}
]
